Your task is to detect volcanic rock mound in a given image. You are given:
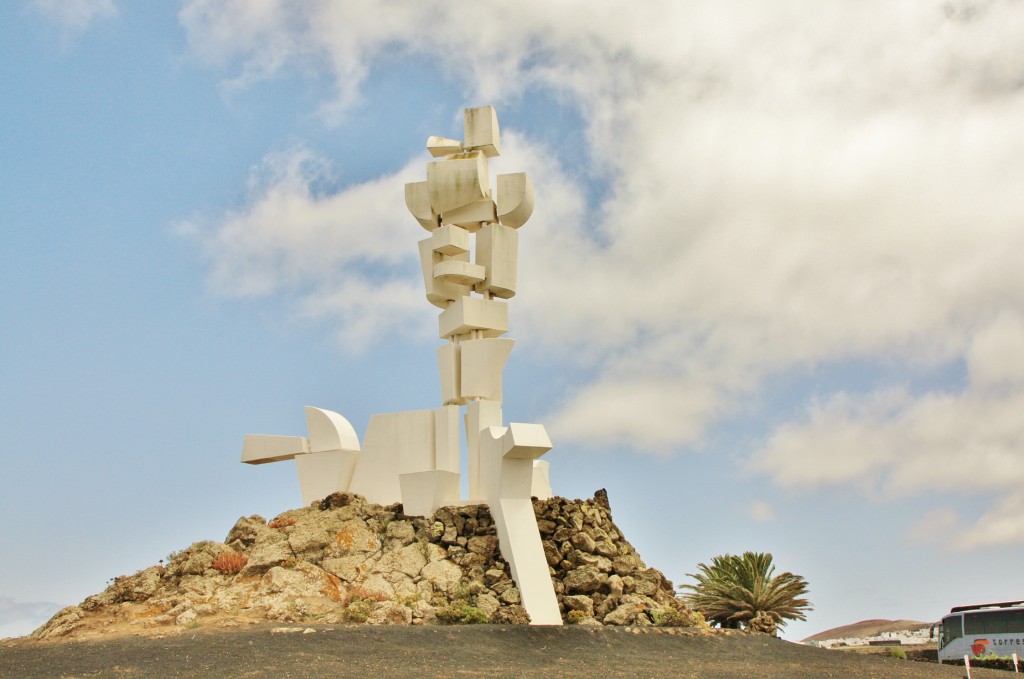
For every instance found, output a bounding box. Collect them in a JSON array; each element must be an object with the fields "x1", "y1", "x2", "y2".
[{"x1": 33, "y1": 491, "x2": 699, "y2": 639}]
